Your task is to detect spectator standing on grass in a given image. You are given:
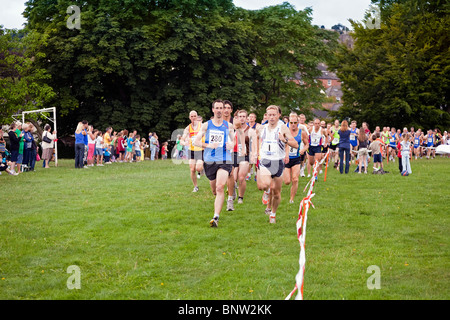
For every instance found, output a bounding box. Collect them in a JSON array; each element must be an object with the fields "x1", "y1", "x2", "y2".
[
  {"x1": 116, "y1": 131, "x2": 125, "y2": 162},
  {"x1": 150, "y1": 132, "x2": 157, "y2": 161},
  {"x1": 0, "y1": 128, "x2": 6, "y2": 158},
  {"x1": 14, "y1": 122, "x2": 25, "y2": 172},
  {"x1": 87, "y1": 126, "x2": 97, "y2": 167},
  {"x1": 134, "y1": 135, "x2": 141, "y2": 162},
  {"x1": 22, "y1": 123, "x2": 33, "y2": 171},
  {"x1": 338, "y1": 120, "x2": 351, "y2": 174},
  {"x1": 397, "y1": 139, "x2": 403, "y2": 173},
  {"x1": 368, "y1": 134, "x2": 384, "y2": 174},
  {"x1": 8, "y1": 122, "x2": 23, "y2": 174},
  {"x1": 161, "y1": 142, "x2": 168, "y2": 160},
  {"x1": 74, "y1": 122, "x2": 87, "y2": 169},
  {"x1": 95, "y1": 131, "x2": 104, "y2": 166},
  {"x1": 357, "y1": 127, "x2": 369, "y2": 174},
  {"x1": 42, "y1": 124, "x2": 56, "y2": 169},
  {"x1": 176, "y1": 134, "x2": 183, "y2": 159},
  {"x1": 155, "y1": 134, "x2": 160, "y2": 160},
  {"x1": 400, "y1": 133, "x2": 412, "y2": 175}
]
